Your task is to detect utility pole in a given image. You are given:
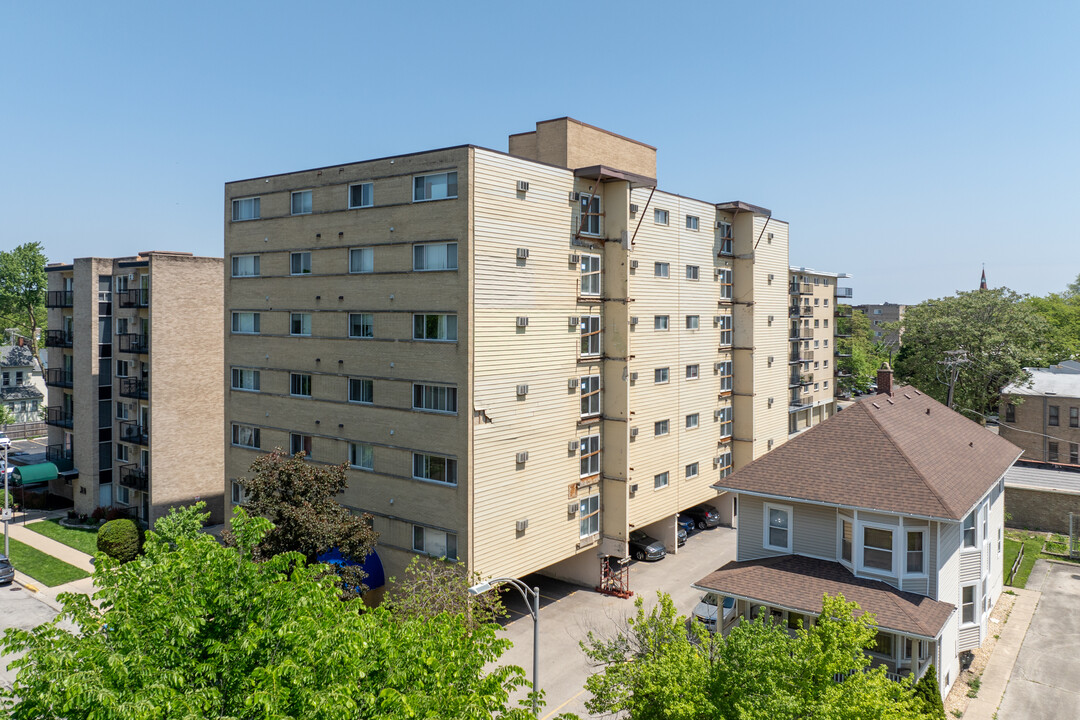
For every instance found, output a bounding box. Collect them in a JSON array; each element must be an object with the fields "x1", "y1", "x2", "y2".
[
  {"x1": 1, "y1": 435, "x2": 10, "y2": 557},
  {"x1": 940, "y1": 350, "x2": 969, "y2": 410}
]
